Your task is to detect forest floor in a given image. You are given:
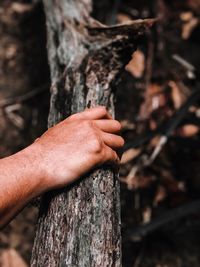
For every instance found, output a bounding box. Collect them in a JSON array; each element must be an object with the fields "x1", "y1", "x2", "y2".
[{"x1": 116, "y1": 0, "x2": 200, "y2": 266}]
